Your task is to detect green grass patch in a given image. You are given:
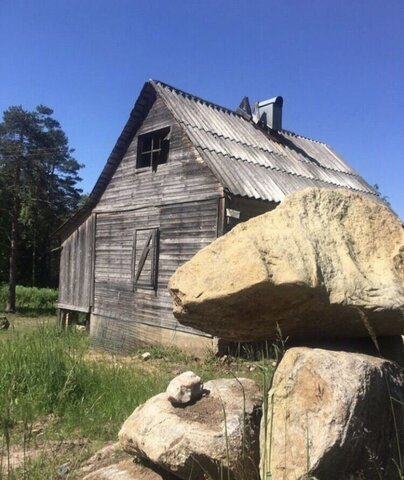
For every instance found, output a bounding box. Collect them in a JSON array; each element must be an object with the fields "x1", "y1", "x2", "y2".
[
  {"x1": 0, "y1": 326, "x2": 168, "y2": 443},
  {"x1": 0, "y1": 285, "x2": 57, "y2": 315},
  {"x1": 0, "y1": 314, "x2": 275, "y2": 479}
]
